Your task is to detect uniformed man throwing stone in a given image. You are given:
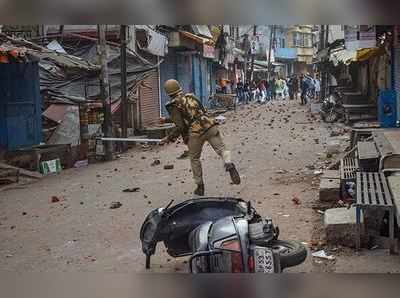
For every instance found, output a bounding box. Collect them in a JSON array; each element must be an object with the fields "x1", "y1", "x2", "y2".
[{"x1": 160, "y1": 79, "x2": 241, "y2": 196}]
